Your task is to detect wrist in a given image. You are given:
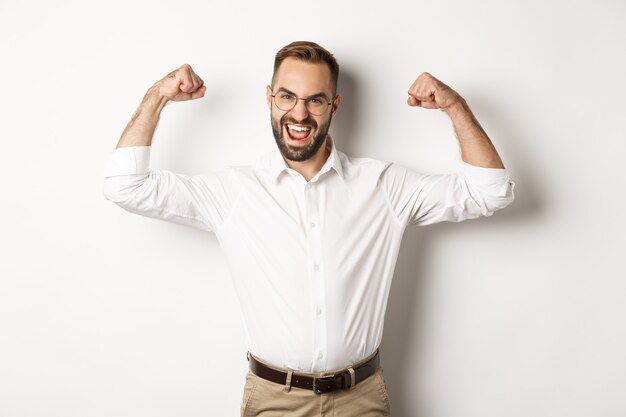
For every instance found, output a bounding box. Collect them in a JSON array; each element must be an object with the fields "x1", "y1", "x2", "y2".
[
  {"x1": 142, "y1": 86, "x2": 170, "y2": 113},
  {"x1": 442, "y1": 96, "x2": 468, "y2": 115}
]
